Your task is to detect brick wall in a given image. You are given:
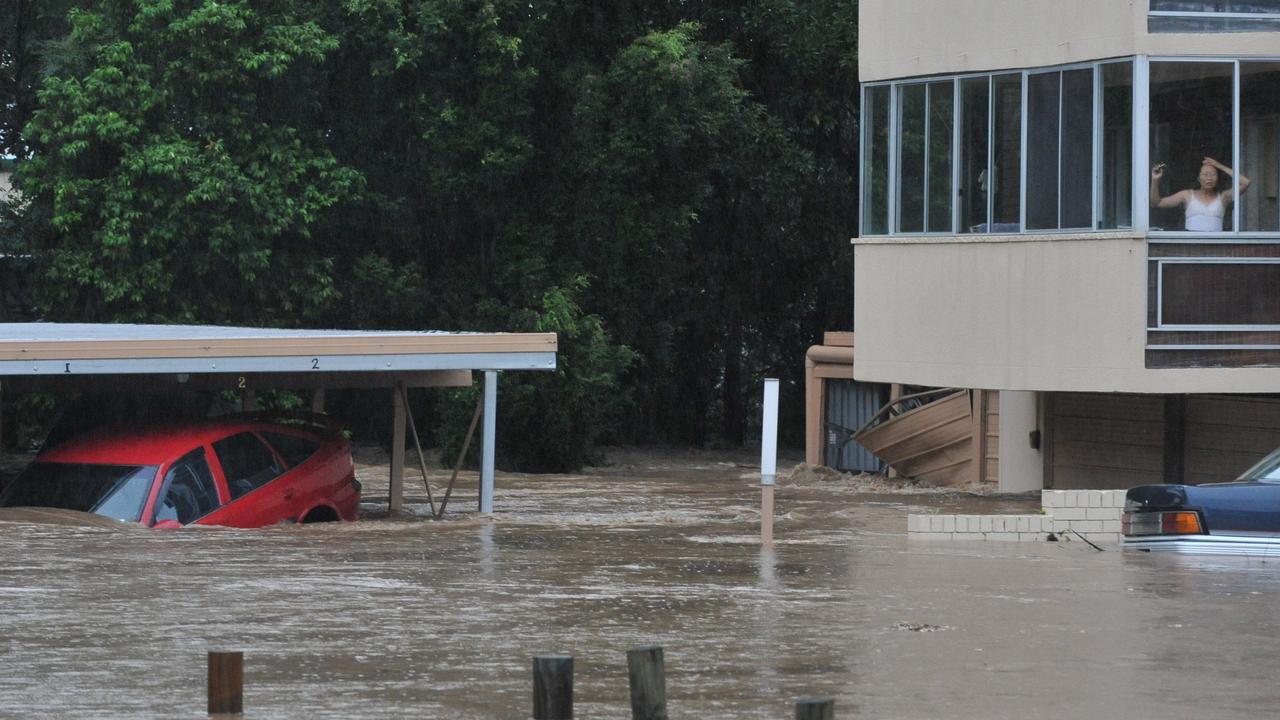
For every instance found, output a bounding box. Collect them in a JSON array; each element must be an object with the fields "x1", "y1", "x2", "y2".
[{"x1": 906, "y1": 490, "x2": 1124, "y2": 544}]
